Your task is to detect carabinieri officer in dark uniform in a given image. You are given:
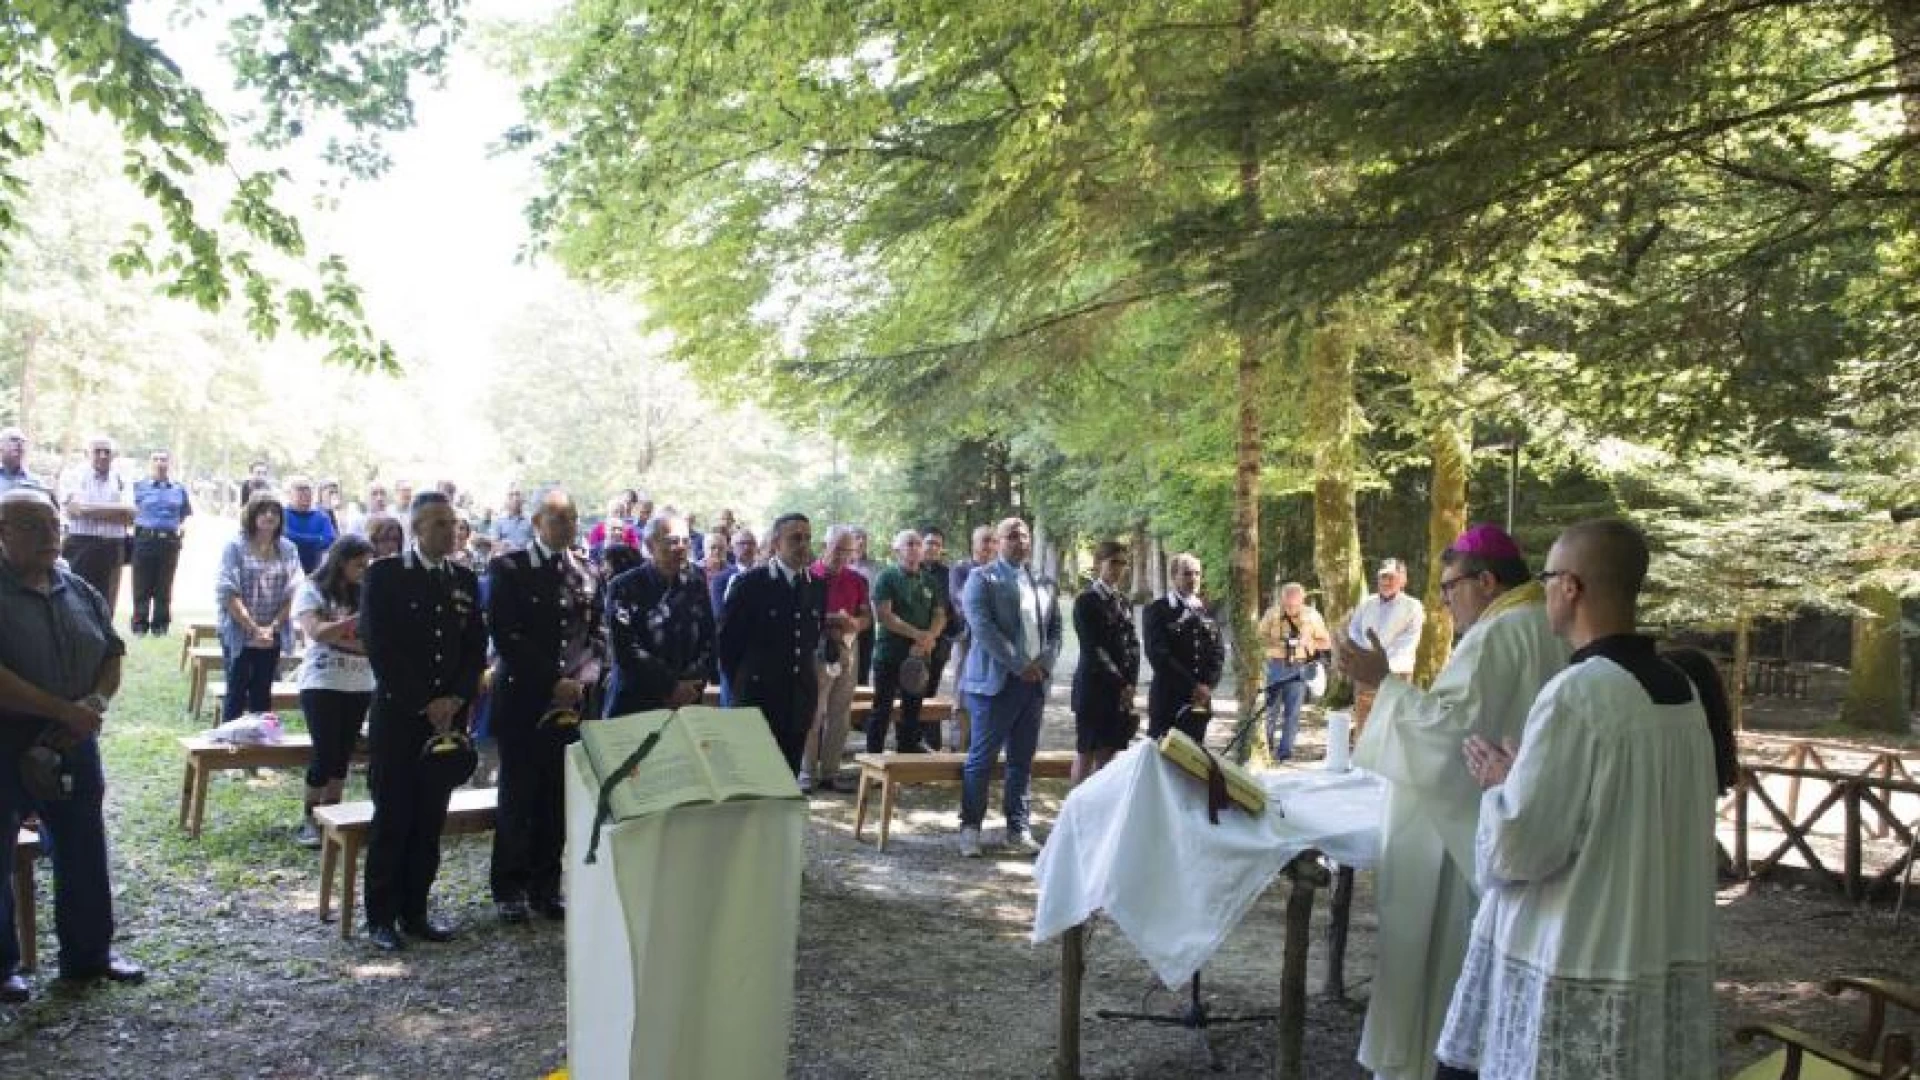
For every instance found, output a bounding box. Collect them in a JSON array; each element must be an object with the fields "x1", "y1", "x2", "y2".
[
  {"x1": 1142, "y1": 552, "x2": 1225, "y2": 744},
  {"x1": 718, "y1": 512, "x2": 830, "y2": 772},
  {"x1": 484, "y1": 488, "x2": 603, "y2": 925},
  {"x1": 359, "y1": 491, "x2": 488, "y2": 951}
]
